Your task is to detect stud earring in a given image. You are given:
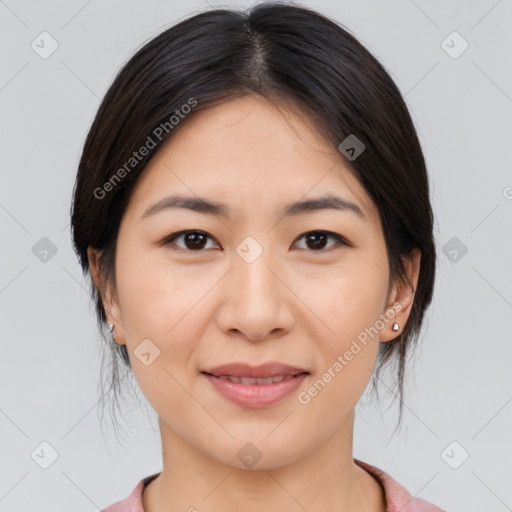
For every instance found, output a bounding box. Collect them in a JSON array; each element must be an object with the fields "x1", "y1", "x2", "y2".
[
  {"x1": 392, "y1": 323, "x2": 400, "y2": 332},
  {"x1": 108, "y1": 323, "x2": 117, "y2": 339}
]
